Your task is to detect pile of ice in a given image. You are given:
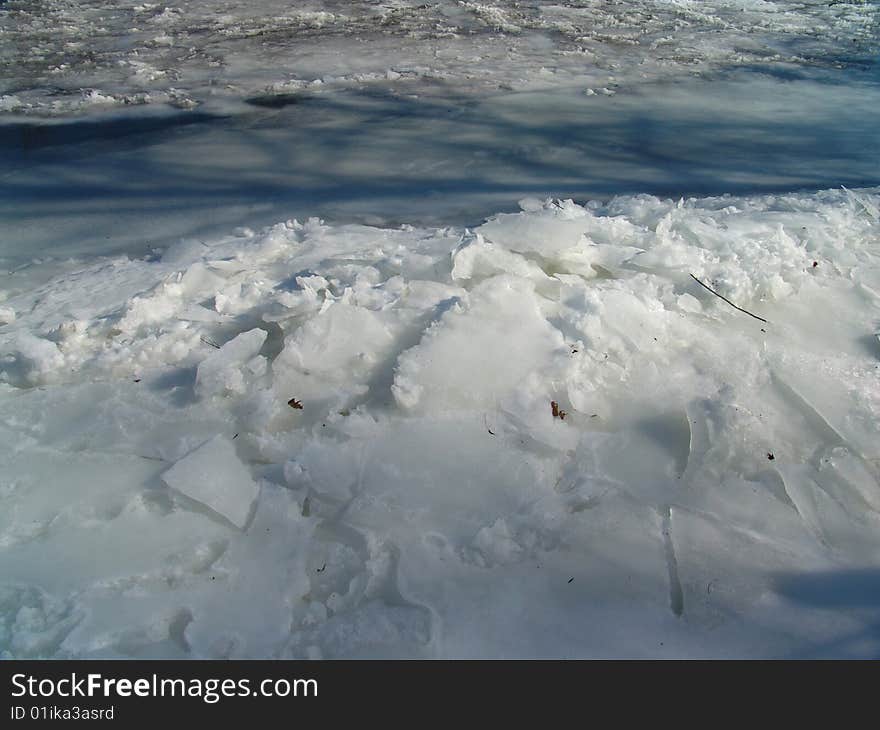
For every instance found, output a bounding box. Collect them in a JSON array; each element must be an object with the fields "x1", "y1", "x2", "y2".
[
  {"x1": 3, "y1": 0, "x2": 877, "y2": 116},
  {"x1": 1, "y1": 187, "x2": 880, "y2": 657}
]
